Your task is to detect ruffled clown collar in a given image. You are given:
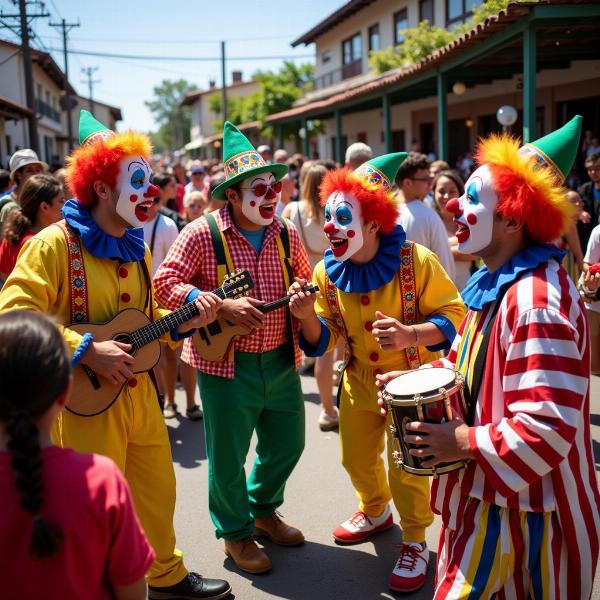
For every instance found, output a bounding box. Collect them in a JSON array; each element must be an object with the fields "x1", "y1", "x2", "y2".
[
  {"x1": 461, "y1": 244, "x2": 566, "y2": 311},
  {"x1": 62, "y1": 199, "x2": 146, "y2": 263},
  {"x1": 324, "y1": 224, "x2": 406, "y2": 293}
]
